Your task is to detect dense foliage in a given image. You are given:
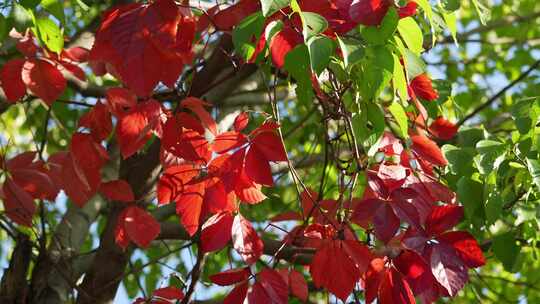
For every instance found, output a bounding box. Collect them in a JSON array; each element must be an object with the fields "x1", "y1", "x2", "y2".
[{"x1": 0, "y1": 0, "x2": 539, "y2": 303}]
